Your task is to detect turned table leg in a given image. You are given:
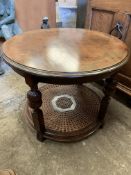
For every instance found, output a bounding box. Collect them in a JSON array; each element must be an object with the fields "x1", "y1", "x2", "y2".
[
  {"x1": 98, "y1": 74, "x2": 117, "y2": 127},
  {"x1": 25, "y1": 76, "x2": 45, "y2": 142}
]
